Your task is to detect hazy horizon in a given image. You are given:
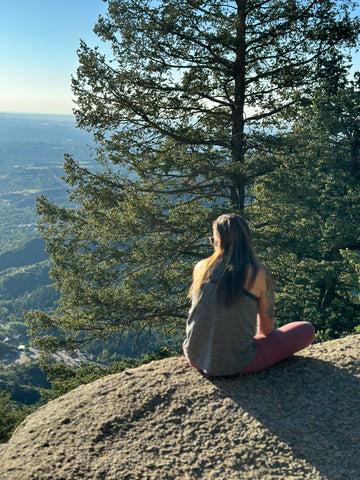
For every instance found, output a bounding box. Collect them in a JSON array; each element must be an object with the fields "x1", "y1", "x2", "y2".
[
  {"x1": 0, "y1": 0, "x2": 107, "y2": 115},
  {"x1": 1, "y1": 1, "x2": 360, "y2": 116},
  {"x1": 0, "y1": 111, "x2": 75, "y2": 119}
]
